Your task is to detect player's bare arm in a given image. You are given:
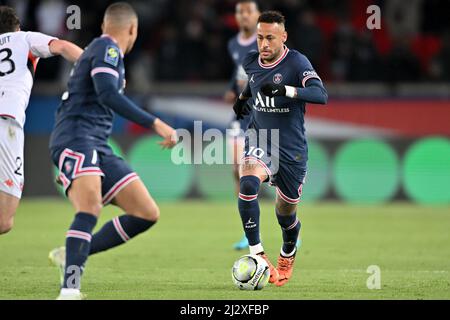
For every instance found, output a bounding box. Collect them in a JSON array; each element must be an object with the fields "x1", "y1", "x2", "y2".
[
  {"x1": 153, "y1": 118, "x2": 178, "y2": 149},
  {"x1": 49, "y1": 40, "x2": 83, "y2": 63}
]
